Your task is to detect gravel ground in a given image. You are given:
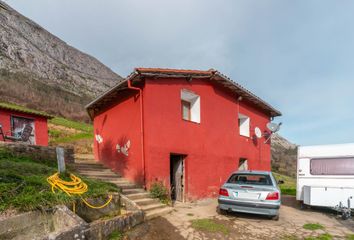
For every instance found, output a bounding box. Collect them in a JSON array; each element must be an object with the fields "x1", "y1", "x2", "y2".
[{"x1": 126, "y1": 197, "x2": 354, "y2": 240}]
